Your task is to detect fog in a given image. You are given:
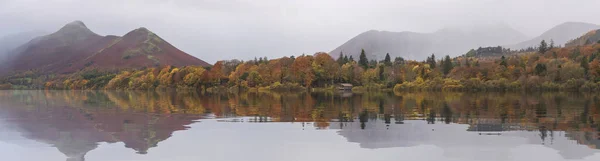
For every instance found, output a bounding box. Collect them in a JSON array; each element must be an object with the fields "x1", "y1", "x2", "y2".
[{"x1": 1, "y1": 0, "x2": 600, "y2": 63}]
